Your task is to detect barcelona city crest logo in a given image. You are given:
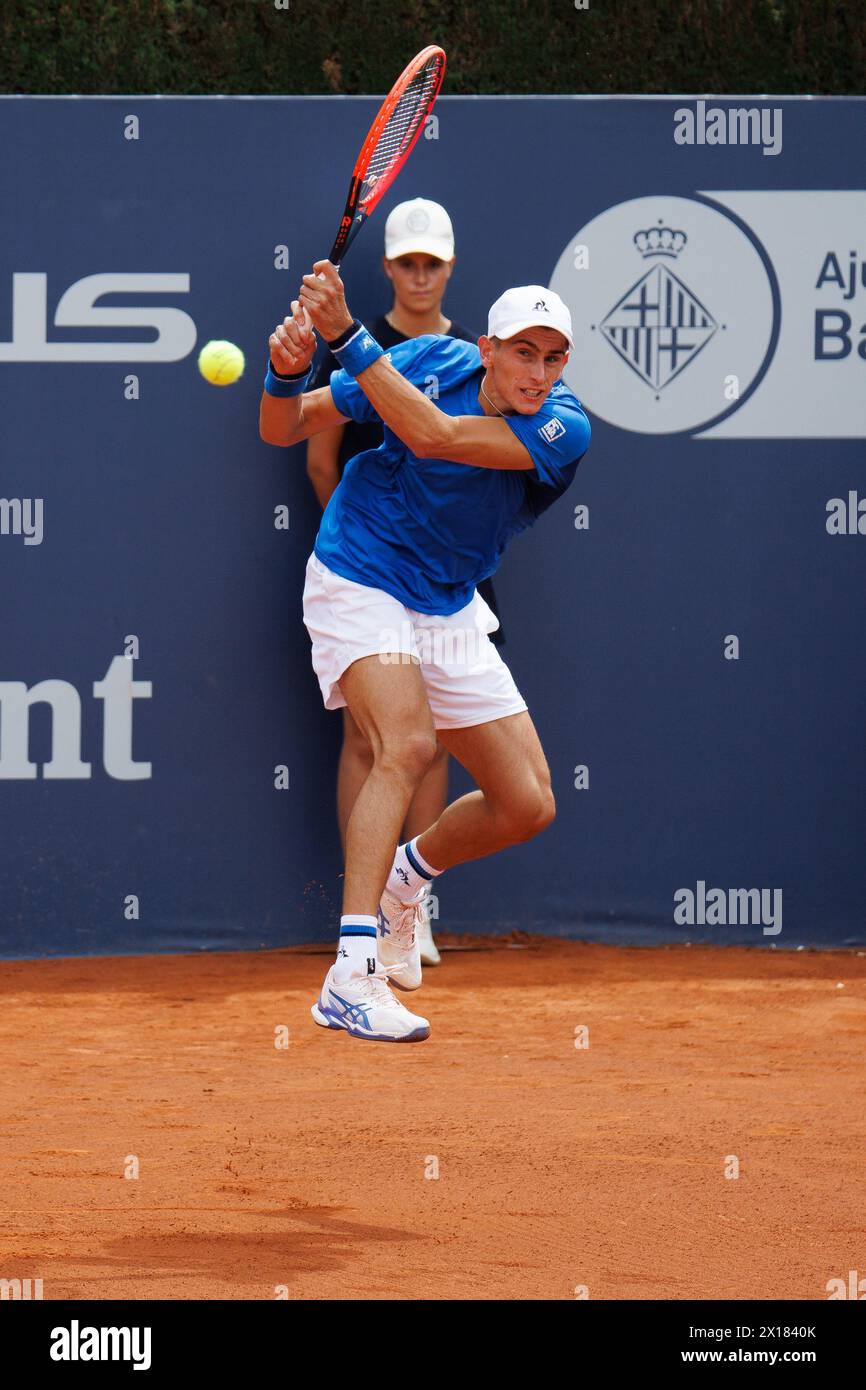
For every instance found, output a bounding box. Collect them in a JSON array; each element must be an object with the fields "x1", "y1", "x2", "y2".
[{"x1": 600, "y1": 227, "x2": 718, "y2": 392}]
